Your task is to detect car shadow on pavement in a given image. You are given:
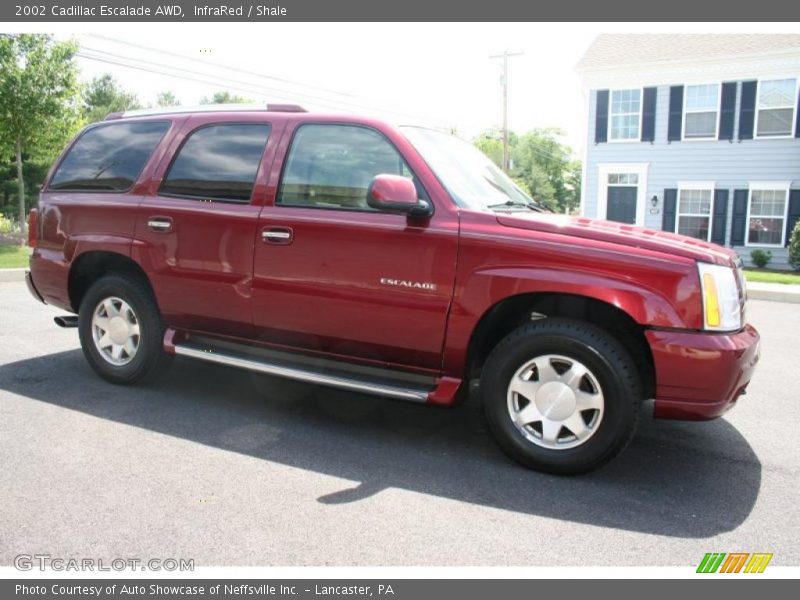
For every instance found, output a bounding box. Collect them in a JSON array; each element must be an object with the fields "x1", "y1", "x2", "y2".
[{"x1": 0, "y1": 349, "x2": 761, "y2": 538}]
